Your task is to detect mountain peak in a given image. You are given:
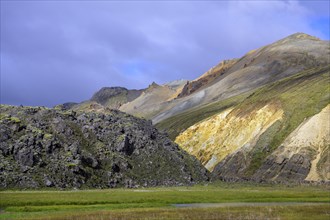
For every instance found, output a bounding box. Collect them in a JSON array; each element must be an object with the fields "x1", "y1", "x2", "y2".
[
  {"x1": 148, "y1": 82, "x2": 160, "y2": 89},
  {"x1": 285, "y1": 32, "x2": 320, "y2": 41}
]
